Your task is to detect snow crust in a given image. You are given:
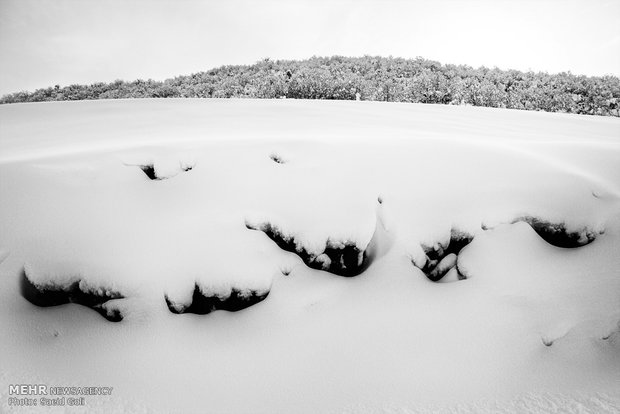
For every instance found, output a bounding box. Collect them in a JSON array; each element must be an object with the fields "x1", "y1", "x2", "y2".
[{"x1": 0, "y1": 99, "x2": 619, "y2": 413}]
